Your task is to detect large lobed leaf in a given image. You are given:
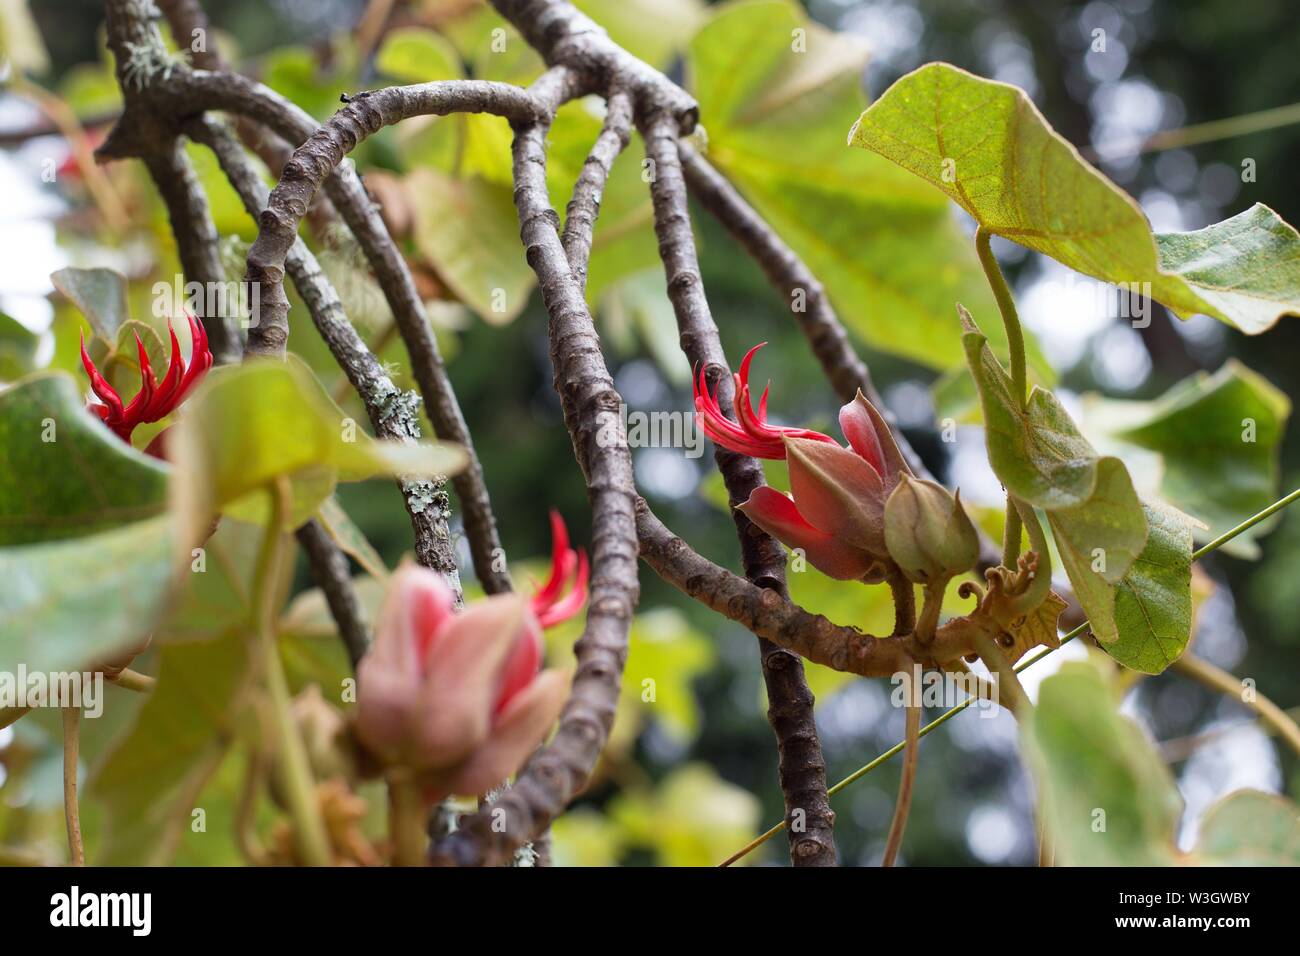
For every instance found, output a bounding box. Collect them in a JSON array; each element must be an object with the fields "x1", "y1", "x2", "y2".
[
  {"x1": 90, "y1": 520, "x2": 282, "y2": 865},
  {"x1": 0, "y1": 373, "x2": 169, "y2": 545},
  {"x1": 0, "y1": 373, "x2": 175, "y2": 673},
  {"x1": 1024, "y1": 659, "x2": 1300, "y2": 866},
  {"x1": 850, "y1": 62, "x2": 1300, "y2": 334},
  {"x1": 684, "y1": 0, "x2": 1048, "y2": 375}
]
